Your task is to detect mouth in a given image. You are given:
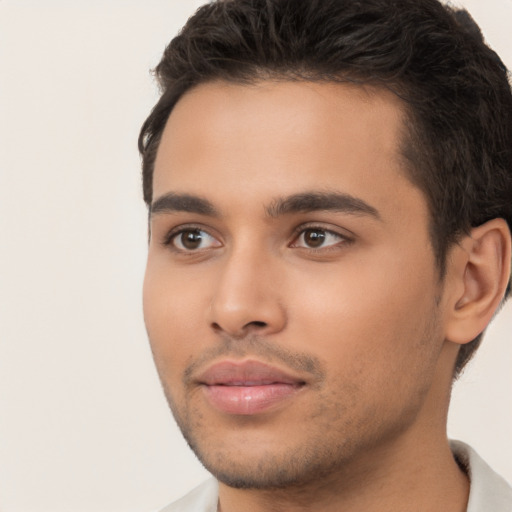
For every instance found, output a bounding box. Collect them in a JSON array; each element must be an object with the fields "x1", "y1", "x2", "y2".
[{"x1": 196, "y1": 360, "x2": 306, "y2": 415}]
